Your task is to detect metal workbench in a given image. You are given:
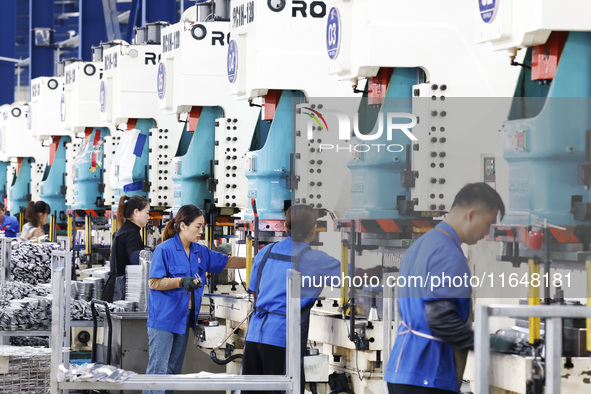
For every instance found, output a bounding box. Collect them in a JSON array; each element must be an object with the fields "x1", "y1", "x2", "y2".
[{"x1": 51, "y1": 268, "x2": 304, "y2": 393}]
